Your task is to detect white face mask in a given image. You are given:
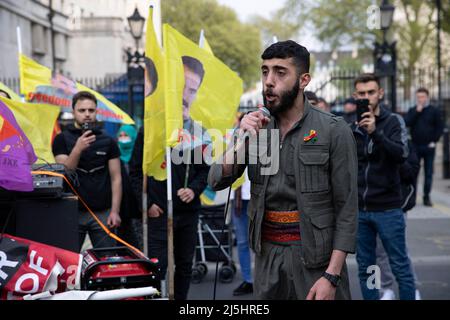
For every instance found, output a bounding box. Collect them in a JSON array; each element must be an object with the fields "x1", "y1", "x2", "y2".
[{"x1": 119, "y1": 136, "x2": 132, "y2": 143}]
